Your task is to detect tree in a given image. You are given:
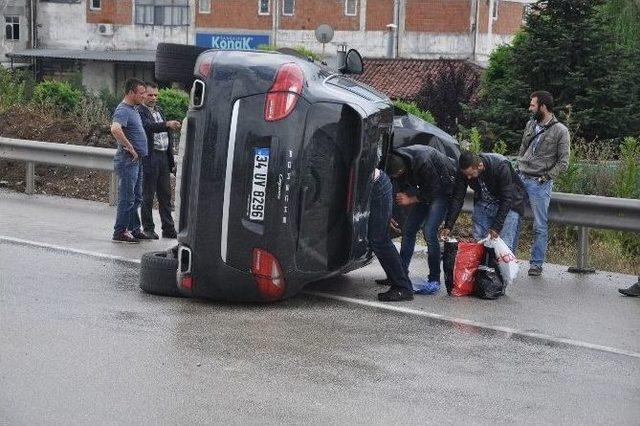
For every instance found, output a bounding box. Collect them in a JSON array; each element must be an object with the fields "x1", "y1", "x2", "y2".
[
  {"x1": 469, "y1": 0, "x2": 640, "y2": 151},
  {"x1": 413, "y1": 61, "x2": 480, "y2": 135}
]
